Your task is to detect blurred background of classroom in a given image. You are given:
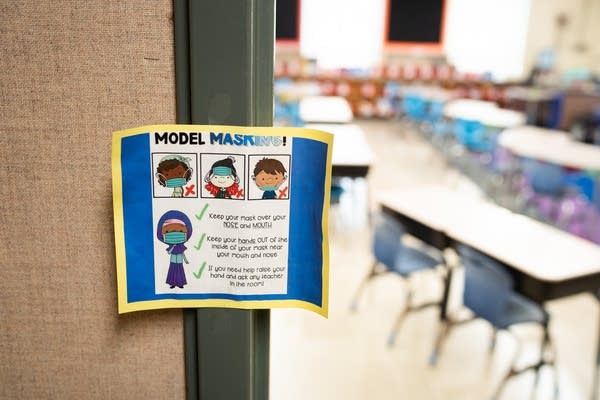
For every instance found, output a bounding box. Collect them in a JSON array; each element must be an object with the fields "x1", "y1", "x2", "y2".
[{"x1": 271, "y1": 1, "x2": 600, "y2": 399}]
